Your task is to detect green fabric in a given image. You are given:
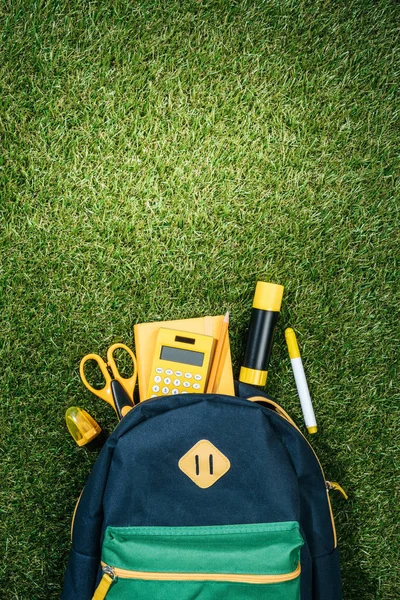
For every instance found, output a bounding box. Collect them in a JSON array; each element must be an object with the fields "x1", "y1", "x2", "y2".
[{"x1": 101, "y1": 522, "x2": 303, "y2": 599}]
